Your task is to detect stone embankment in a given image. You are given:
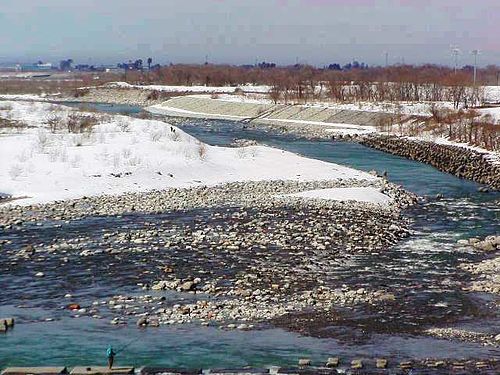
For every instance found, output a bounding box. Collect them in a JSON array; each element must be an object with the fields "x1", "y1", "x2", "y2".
[
  {"x1": 147, "y1": 96, "x2": 405, "y2": 137},
  {"x1": 360, "y1": 135, "x2": 500, "y2": 190}
]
